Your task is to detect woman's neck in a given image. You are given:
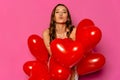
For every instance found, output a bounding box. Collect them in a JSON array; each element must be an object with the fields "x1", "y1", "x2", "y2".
[{"x1": 55, "y1": 23, "x2": 66, "y2": 34}]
